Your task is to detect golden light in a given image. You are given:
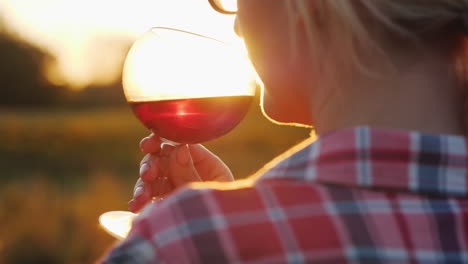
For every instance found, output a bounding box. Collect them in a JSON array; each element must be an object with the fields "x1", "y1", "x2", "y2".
[
  {"x1": 0, "y1": 0, "x2": 240, "y2": 89},
  {"x1": 123, "y1": 27, "x2": 256, "y2": 102},
  {"x1": 99, "y1": 211, "x2": 136, "y2": 240}
]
